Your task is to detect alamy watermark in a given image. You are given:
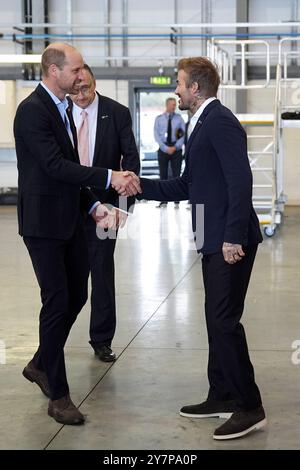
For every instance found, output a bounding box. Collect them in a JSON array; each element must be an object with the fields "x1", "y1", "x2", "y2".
[
  {"x1": 291, "y1": 340, "x2": 300, "y2": 365},
  {"x1": 290, "y1": 80, "x2": 300, "y2": 107},
  {"x1": 95, "y1": 198, "x2": 204, "y2": 252}
]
